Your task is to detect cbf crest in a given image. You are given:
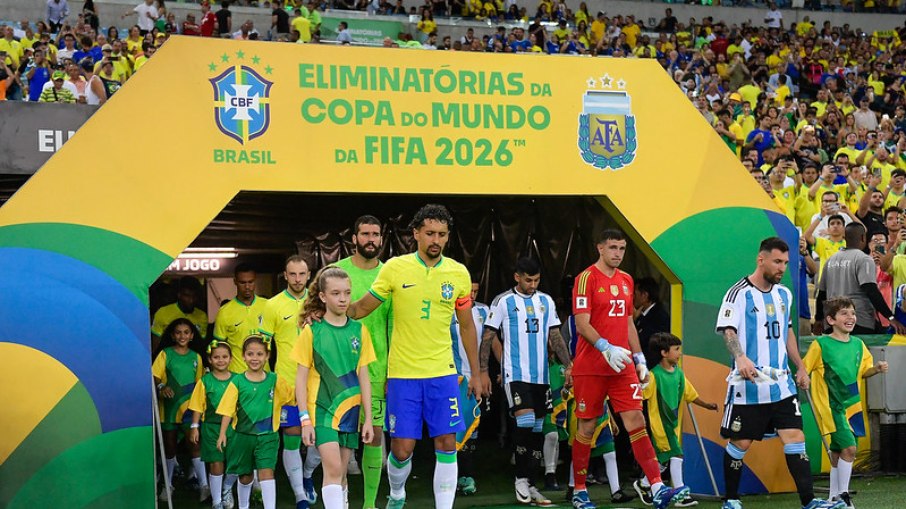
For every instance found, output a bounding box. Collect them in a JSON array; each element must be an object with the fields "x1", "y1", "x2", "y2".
[
  {"x1": 441, "y1": 282, "x2": 455, "y2": 300},
  {"x1": 578, "y1": 74, "x2": 637, "y2": 171},
  {"x1": 210, "y1": 58, "x2": 273, "y2": 145}
]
